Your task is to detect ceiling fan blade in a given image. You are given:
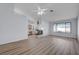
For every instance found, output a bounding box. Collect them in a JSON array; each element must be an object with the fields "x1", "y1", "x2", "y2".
[
  {"x1": 32, "y1": 6, "x2": 48, "y2": 16},
  {"x1": 37, "y1": 6, "x2": 41, "y2": 10}
]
